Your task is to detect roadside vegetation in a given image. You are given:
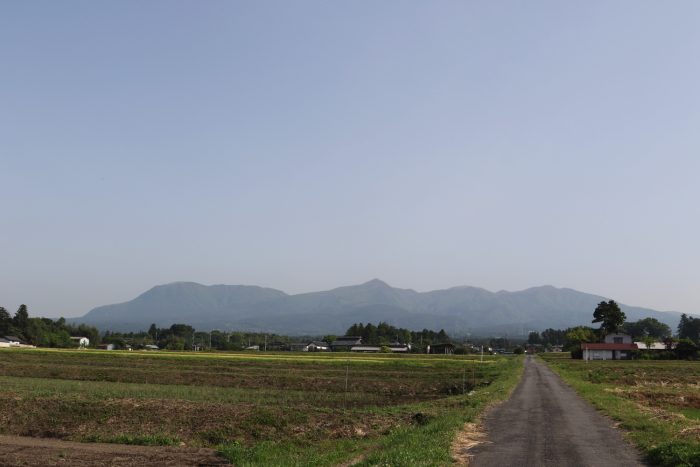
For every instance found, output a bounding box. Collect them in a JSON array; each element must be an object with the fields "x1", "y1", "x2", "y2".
[
  {"x1": 0, "y1": 348, "x2": 522, "y2": 465},
  {"x1": 541, "y1": 353, "x2": 700, "y2": 467}
]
